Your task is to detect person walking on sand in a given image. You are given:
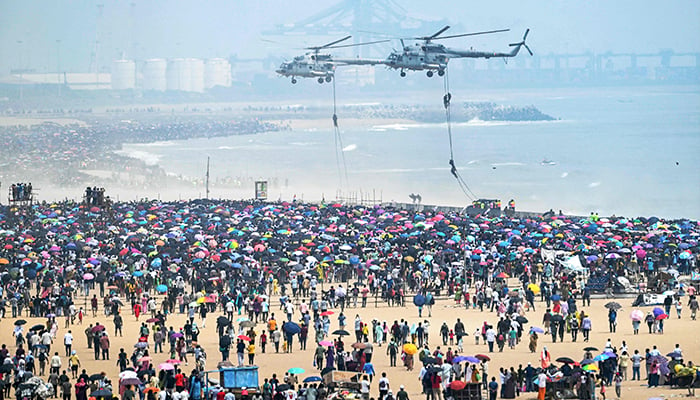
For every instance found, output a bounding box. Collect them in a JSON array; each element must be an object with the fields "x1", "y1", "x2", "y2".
[{"x1": 540, "y1": 347, "x2": 551, "y2": 369}]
